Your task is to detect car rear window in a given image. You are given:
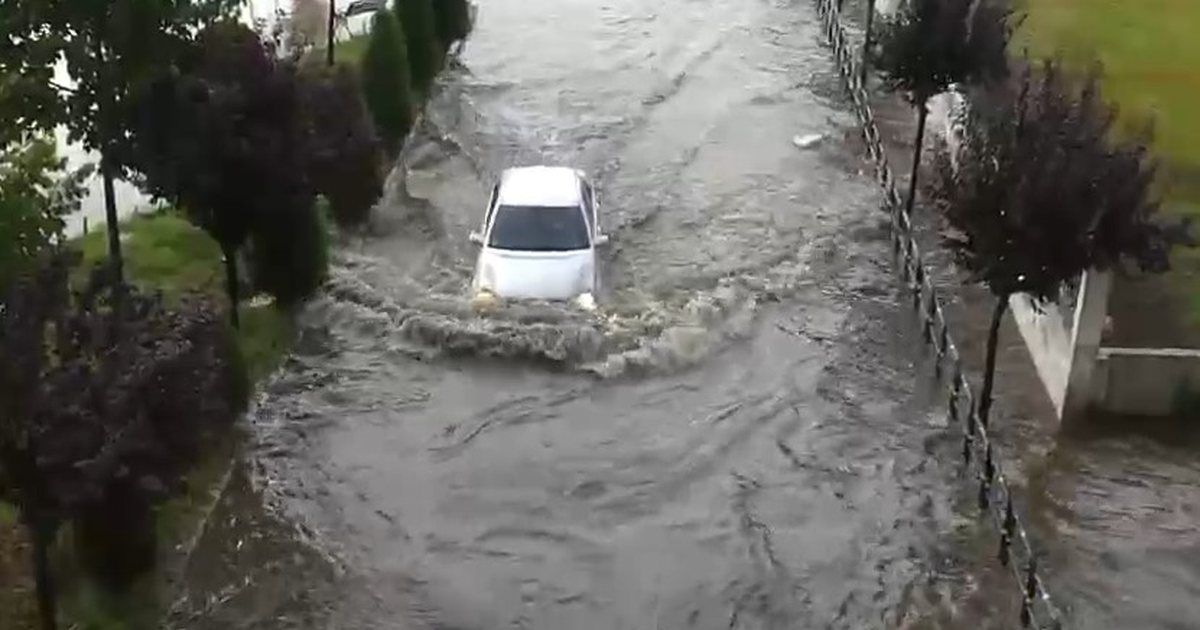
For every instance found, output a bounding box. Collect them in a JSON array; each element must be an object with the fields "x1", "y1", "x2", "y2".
[{"x1": 489, "y1": 205, "x2": 591, "y2": 251}]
